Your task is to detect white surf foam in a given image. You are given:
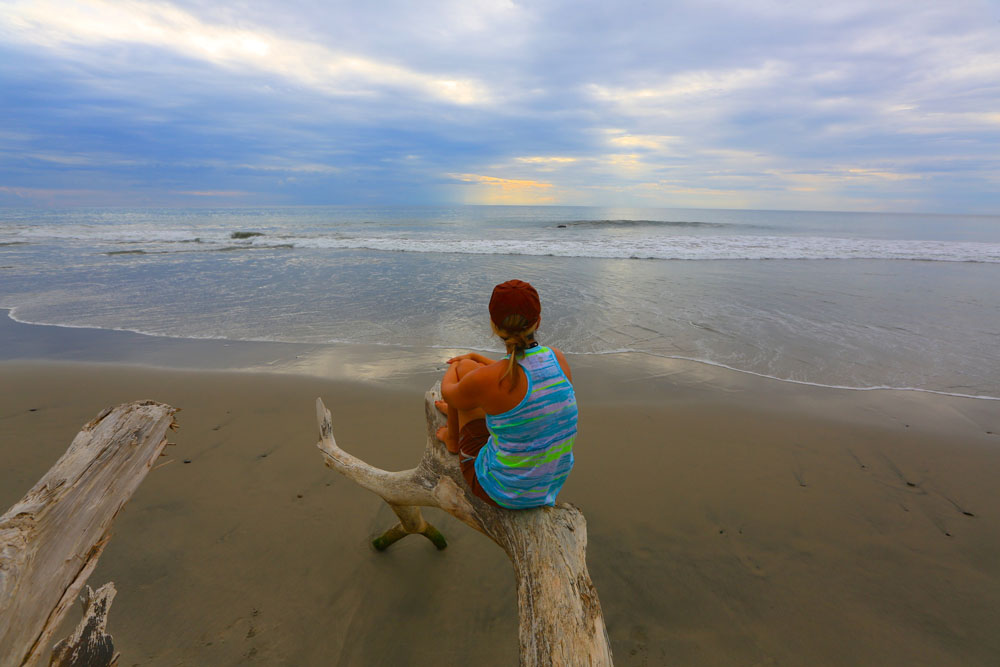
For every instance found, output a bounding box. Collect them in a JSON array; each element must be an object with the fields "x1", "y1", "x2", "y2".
[
  {"x1": 6, "y1": 222, "x2": 1000, "y2": 262},
  {"x1": 288, "y1": 235, "x2": 1000, "y2": 262}
]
